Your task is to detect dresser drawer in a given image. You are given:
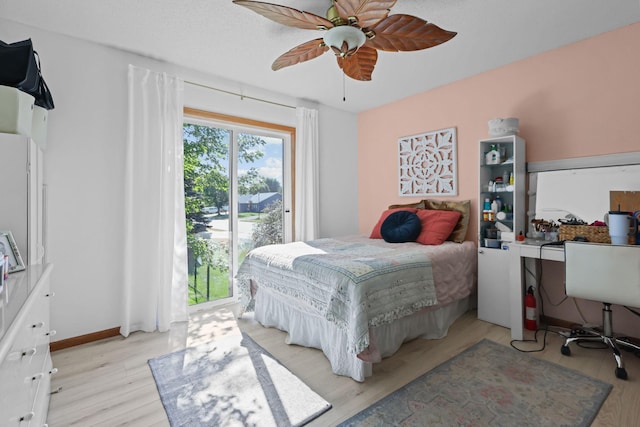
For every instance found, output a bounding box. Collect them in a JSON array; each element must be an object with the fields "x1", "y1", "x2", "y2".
[
  {"x1": 0, "y1": 312, "x2": 39, "y2": 425},
  {"x1": 0, "y1": 265, "x2": 54, "y2": 427},
  {"x1": 0, "y1": 351, "x2": 29, "y2": 426},
  {"x1": 29, "y1": 352, "x2": 53, "y2": 427}
]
